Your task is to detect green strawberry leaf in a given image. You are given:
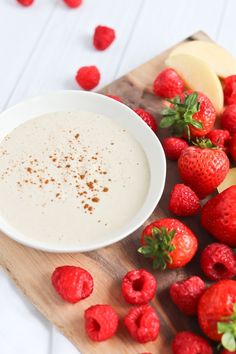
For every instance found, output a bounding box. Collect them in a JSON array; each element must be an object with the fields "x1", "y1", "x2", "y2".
[
  {"x1": 159, "y1": 92, "x2": 203, "y2": 138},
  {"x1": 138, "y1": 227, "x2": 176, "y2": 270},
  {"x1": 159, "y1": 116, "x2": 176, "y2": 128}
]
